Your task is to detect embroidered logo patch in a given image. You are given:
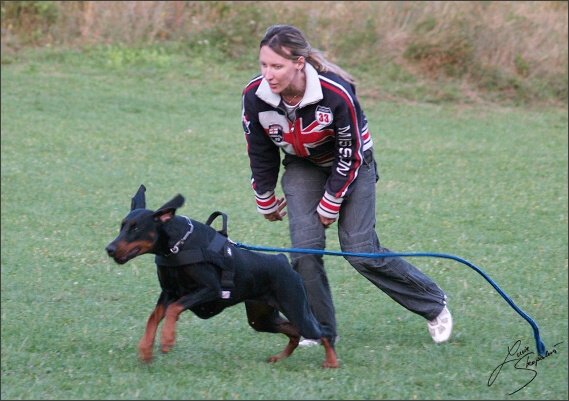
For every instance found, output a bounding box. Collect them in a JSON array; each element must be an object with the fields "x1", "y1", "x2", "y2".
[
  {"x1": 268, "y1": 124, "x2": 284, "y2": 143},
  {"x1": 315, "y1": 106, "x2": 333, "y2": 126}
]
